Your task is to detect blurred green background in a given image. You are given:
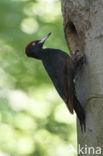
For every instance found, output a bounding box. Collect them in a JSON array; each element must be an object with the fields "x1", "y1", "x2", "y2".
[{"x1": 0, "y1": 0, "x2": 77, "y2": 155}]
